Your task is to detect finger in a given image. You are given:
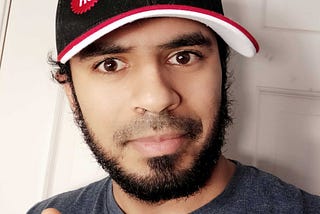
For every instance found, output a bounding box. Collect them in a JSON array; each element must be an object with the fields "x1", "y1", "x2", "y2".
[{"x1": 41, "y1": 208, "x2": 61, "y2": 214}]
